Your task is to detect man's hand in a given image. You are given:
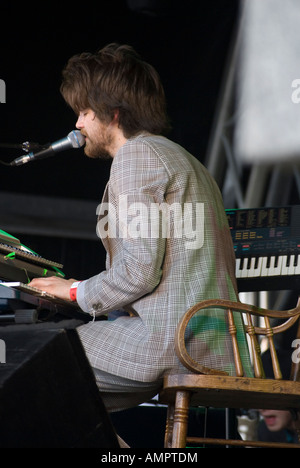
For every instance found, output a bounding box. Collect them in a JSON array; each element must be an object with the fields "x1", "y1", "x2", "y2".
[{"x1": 29, "y1": 276, "x2": 77, "y2": 301}]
